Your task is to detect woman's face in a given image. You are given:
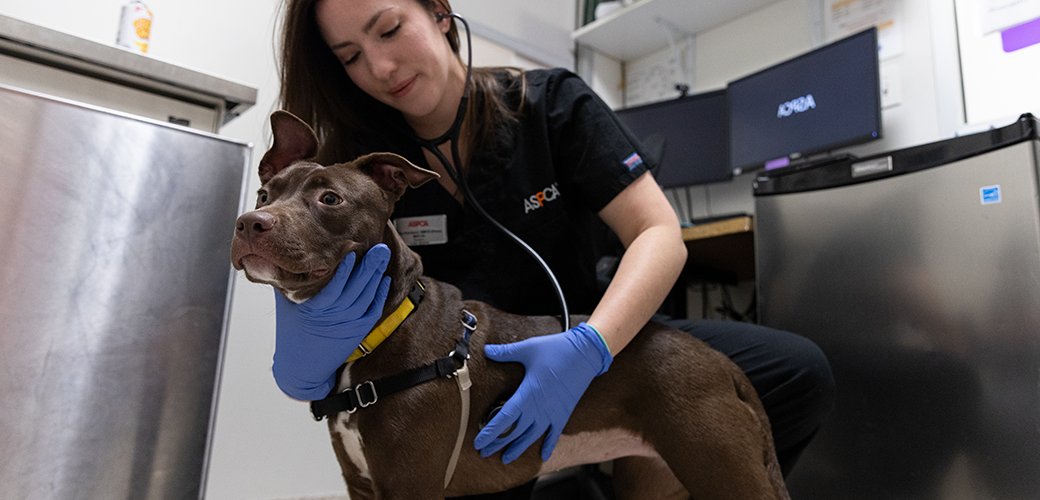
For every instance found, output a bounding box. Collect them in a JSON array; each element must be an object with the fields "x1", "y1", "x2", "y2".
[{"x1": 315, "y1": 0, "x2": 462, "y2": 123}]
